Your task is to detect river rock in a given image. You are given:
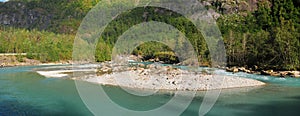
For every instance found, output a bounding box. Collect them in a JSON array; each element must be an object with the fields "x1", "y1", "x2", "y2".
[
  {"x1": 287, "y1": 71, "x2": 300, "y2": 78},
  {"x1": 97, "y1": 66, "x2": 112, "y2": 76},
  {"x1": 139, "y1": 69, "x2": 149, "y2": 76},
  {"x1": 226, "y1": 67, "x2": 239, "y2": 73},
  {"x1": 261, "y1": 70, "x2": 273, "y2": 75},
  {"x1": 146, "y1": 64, "x2": 155, "y2": 69},
  {"x1": 238, "y1": 67, "x2": 251, "y2": 73},
  {"x1": 271, "y1": 72, "x2": 280, "y2": 77},
  {"x1": 146, "y1": 63, "x2": 163, "y2": 70},
  {"x1": 149, "y1": 59, "x2": 155, "y2": 62},
  {"x1": 137, "y1": 68, "x2": 145, "y2": 73},
  {"x1": 279, "y1": 71, "x2": 289, "y2": 77},
  {"x1": 261, "y1": 70, "x2": 281, "y2": 76},
  {"x1": 164, "y1": 66, "x2": 173, "y2": 71},
  {"x1": 200, "y1": 70, "x2": 210, "y2": 75},
  {"x1": 138, "y1": 63, "x2": 145, "y2": 68}
]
